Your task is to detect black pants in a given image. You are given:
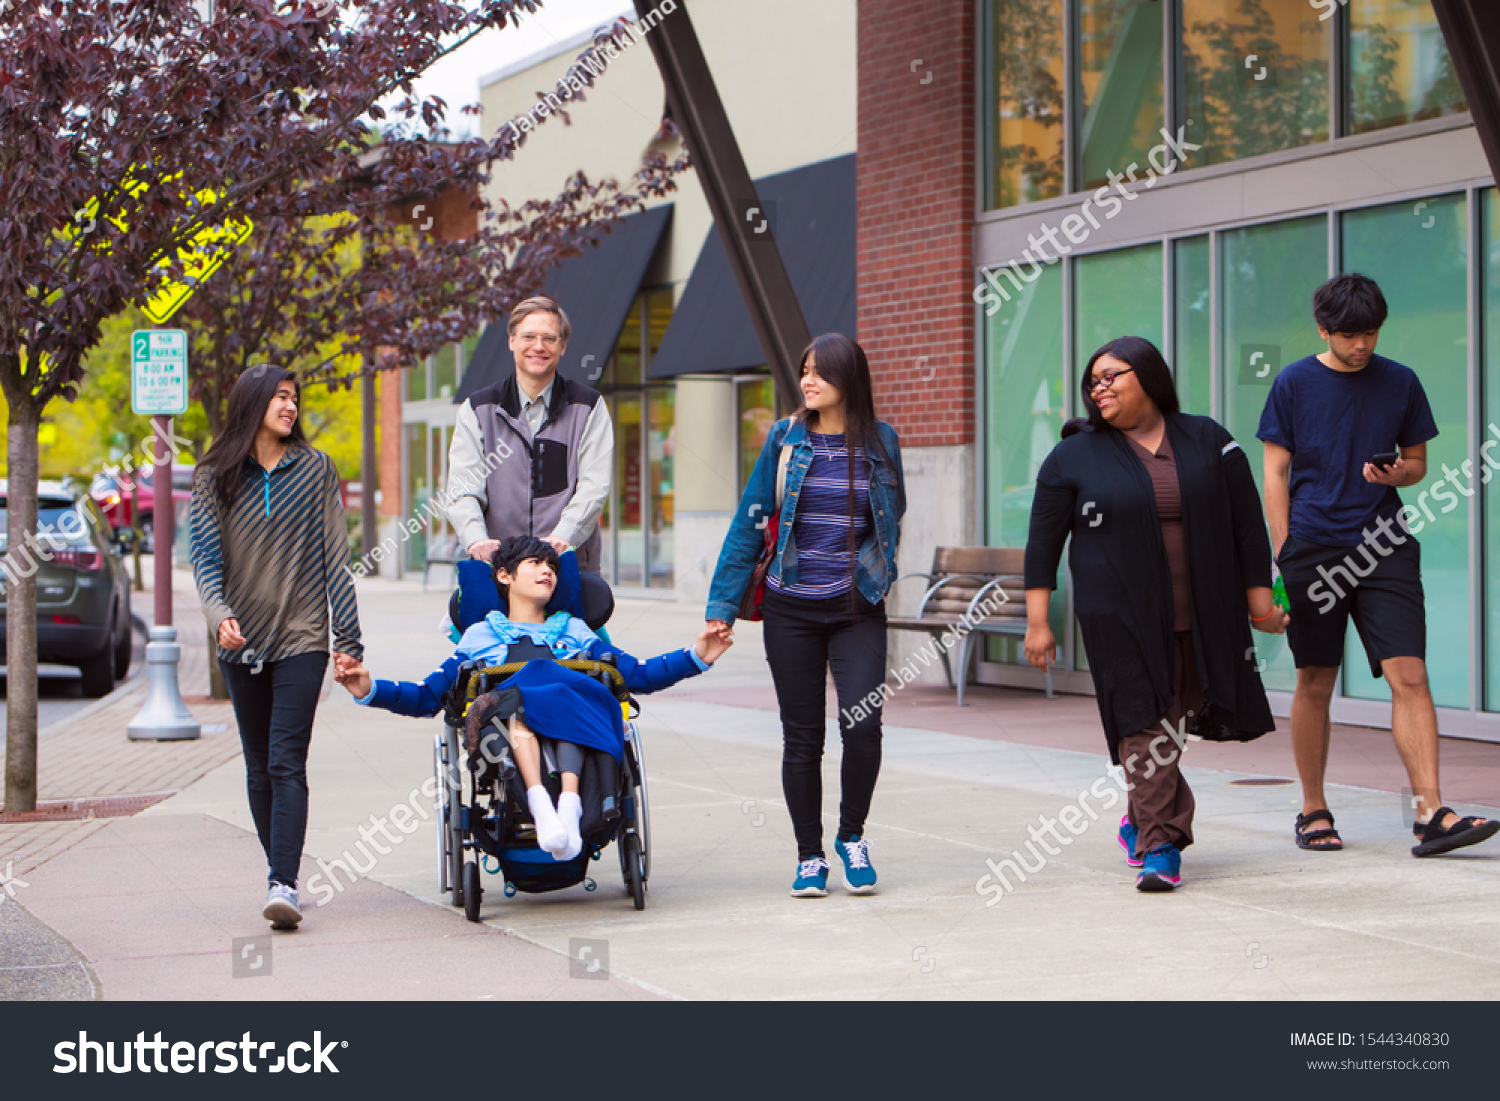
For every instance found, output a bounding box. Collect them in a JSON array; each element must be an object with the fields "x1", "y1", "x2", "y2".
[
  {"x1": 762, "y1": 587, "x2": 887, "y2": 860},
  {"x1": 221, "y1": 651, "x2": 329, "y2": 887}
]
